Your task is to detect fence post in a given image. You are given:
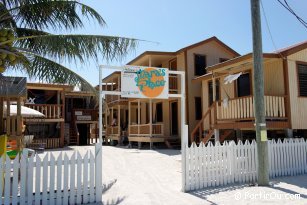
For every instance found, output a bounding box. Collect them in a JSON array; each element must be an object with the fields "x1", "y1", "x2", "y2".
[{"x1": 95, "y1": 143, "x2": 102, "y2": 202}]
